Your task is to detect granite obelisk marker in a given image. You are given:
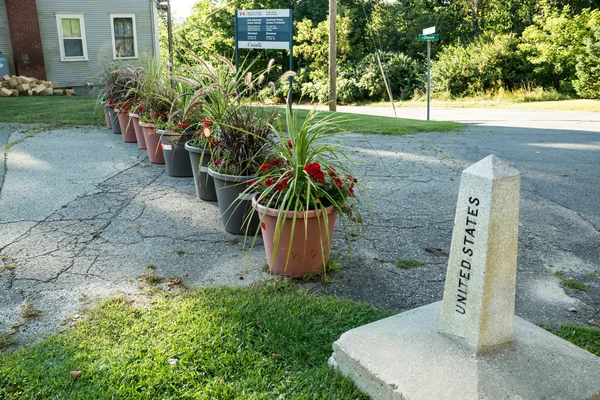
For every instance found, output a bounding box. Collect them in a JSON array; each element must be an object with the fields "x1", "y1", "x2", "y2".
[
  {"x1": 329, "y1": 155, "x2": 600, "y2": 400},
  {"x1": 439, "y1": 154, "x2": 520, "y2": 353}
]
